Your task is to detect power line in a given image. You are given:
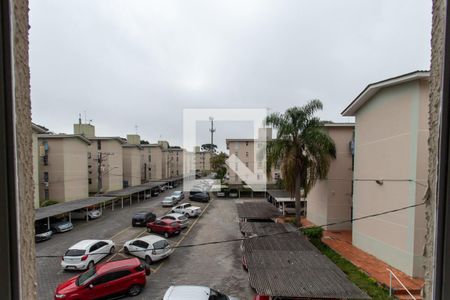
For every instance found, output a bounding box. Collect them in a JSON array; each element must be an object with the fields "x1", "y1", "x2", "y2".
[{"x1": 35, "y1": 200, "x2": 426, "y2": 259}]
